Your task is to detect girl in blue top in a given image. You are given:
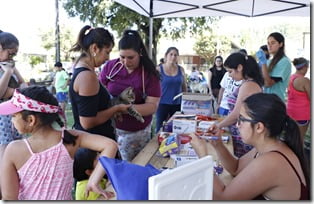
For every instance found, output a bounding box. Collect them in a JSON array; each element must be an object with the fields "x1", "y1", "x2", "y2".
[
  {"x1": 155, "y1": 47, "x2": 187, "y2": 133},
  {"x1": 257, "y1": 32, "x2": 291, "y2": 101}
]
